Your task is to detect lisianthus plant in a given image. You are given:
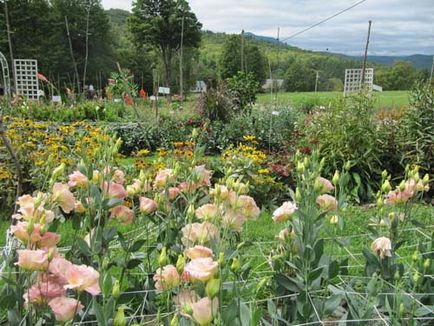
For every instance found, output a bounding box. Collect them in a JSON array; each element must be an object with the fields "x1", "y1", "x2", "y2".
[
  {"x1": 353, "y1": 165, "x2": 433, "y2": 323},
  {"x1": 268, "y1": 151, "x2": 350, "y2": 323}
]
